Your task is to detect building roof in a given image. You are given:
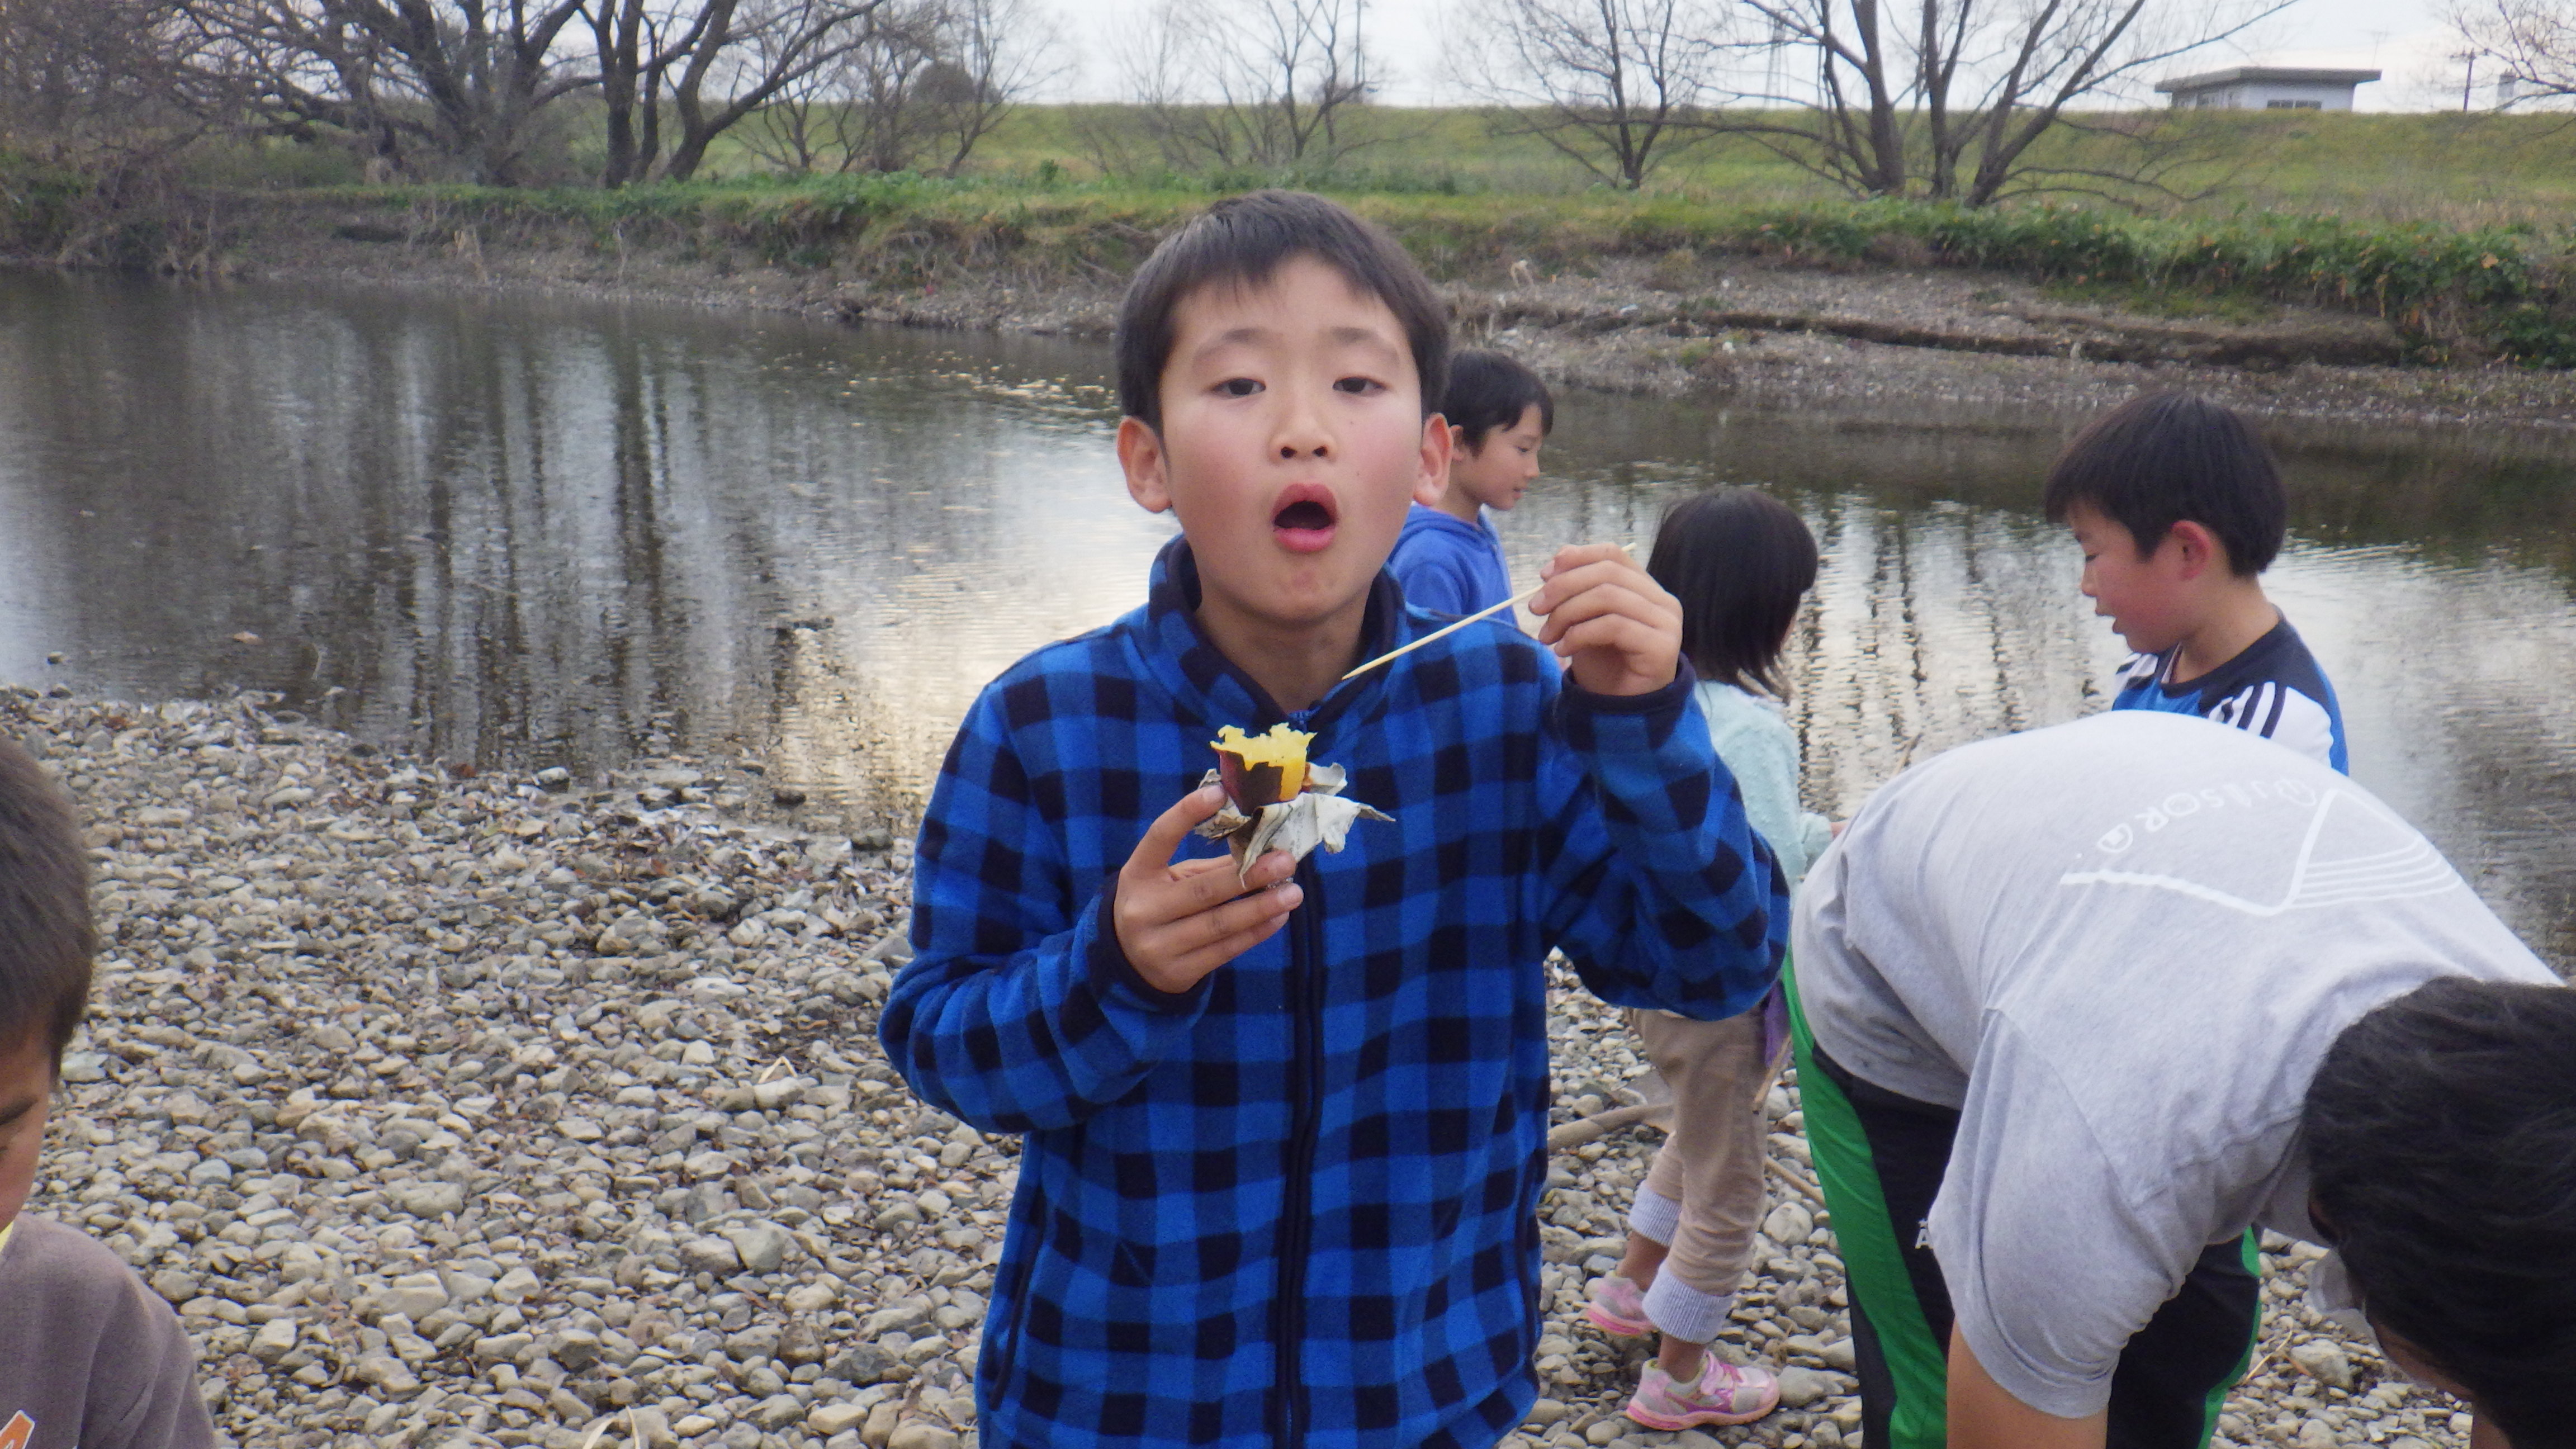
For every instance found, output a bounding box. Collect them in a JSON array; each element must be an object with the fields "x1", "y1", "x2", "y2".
[{"x1": 2154, "y1": 65, "x2": 2383, "y2": 94}]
